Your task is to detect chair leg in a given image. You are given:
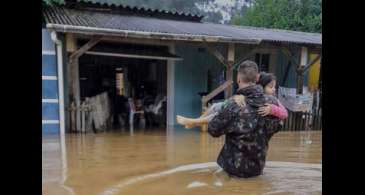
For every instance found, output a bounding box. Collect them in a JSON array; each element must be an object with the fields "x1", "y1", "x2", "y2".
[
  {"x1": 140, "y1": 113, "x2": 146, "y2": 129},
  {"x1": 129, "y1": 113, "x2": 134, "y2": 135},
  {"x1": 129, "y1": 113, "x2": 134, "y2": 127}
]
